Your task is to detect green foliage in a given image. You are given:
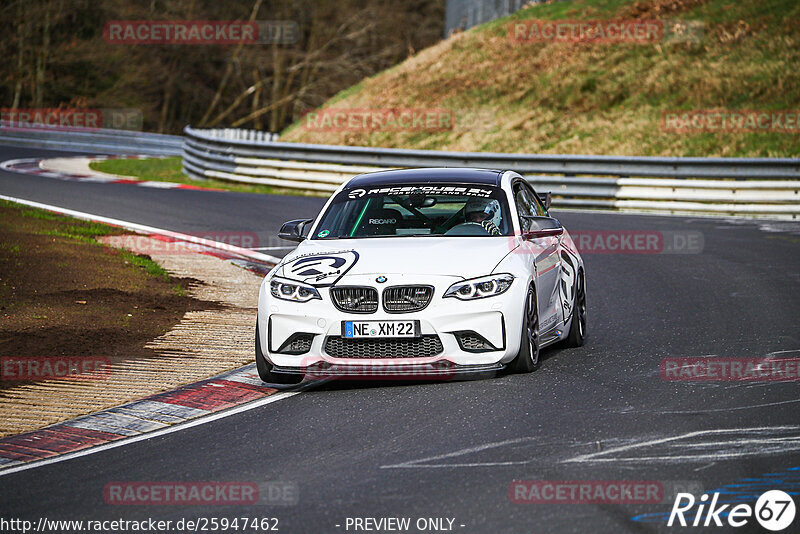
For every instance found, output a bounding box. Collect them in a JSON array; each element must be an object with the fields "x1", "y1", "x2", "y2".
[
  {"x1": 119, "y1": 251, "x2": 171, "y2": 282},
  {"x1": 89, "y1": 157, "x2": 323, "y2": 196}
]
